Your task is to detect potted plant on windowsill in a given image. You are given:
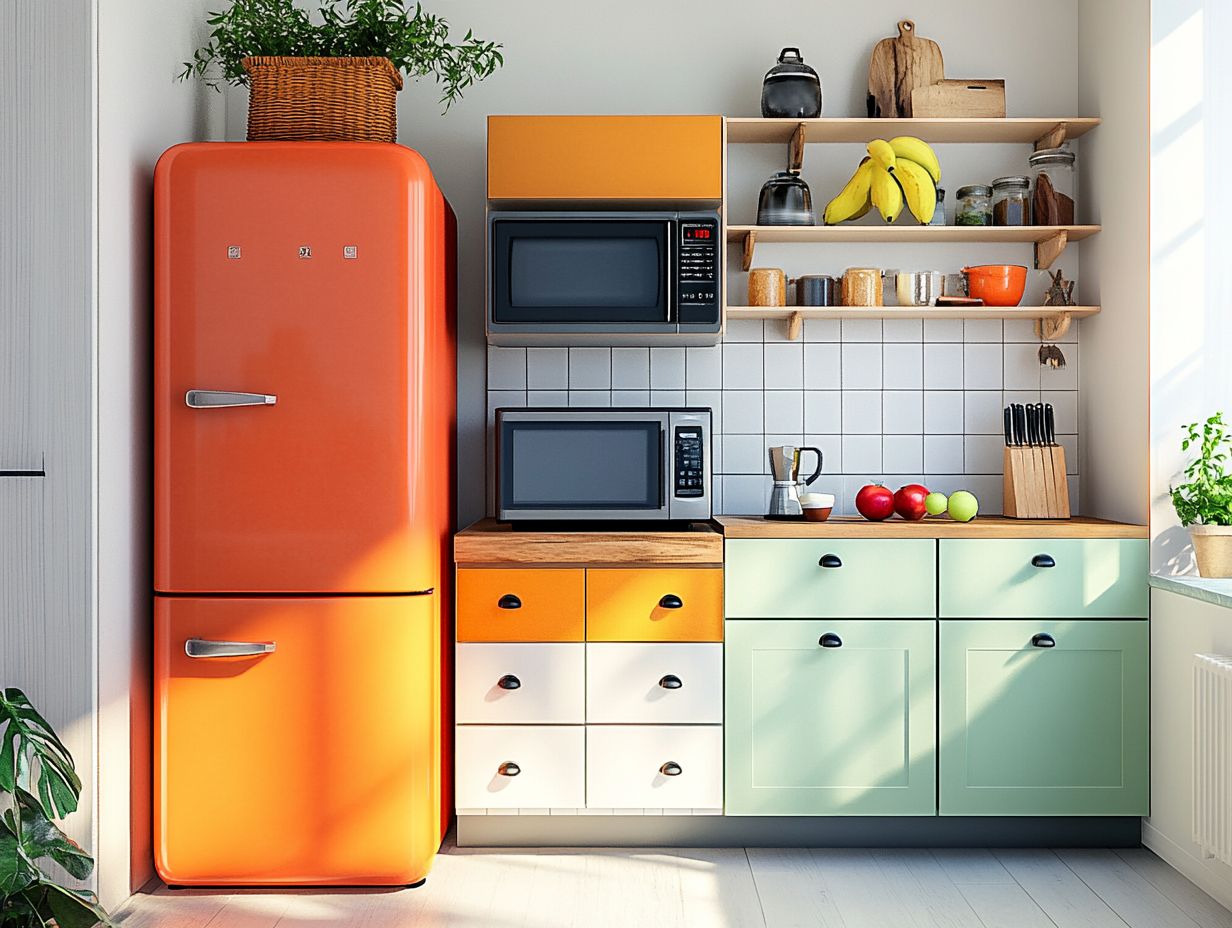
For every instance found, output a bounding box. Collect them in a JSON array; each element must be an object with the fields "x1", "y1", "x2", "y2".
[
  {"x1": 180, "y1": 0, "x2": 502, "y2": 143},
  {"x1": 1171, "y1": 412, "x2": 1232, "y2": 578}
]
